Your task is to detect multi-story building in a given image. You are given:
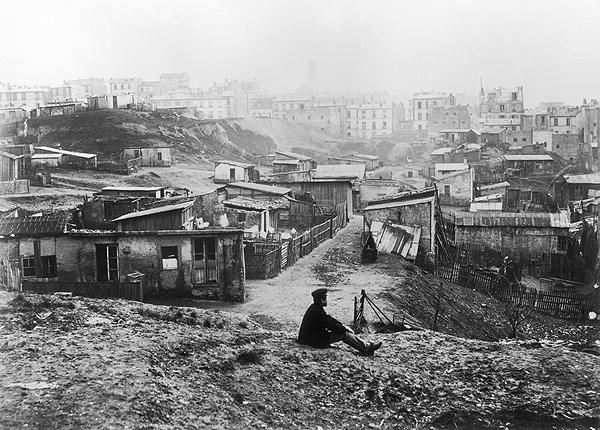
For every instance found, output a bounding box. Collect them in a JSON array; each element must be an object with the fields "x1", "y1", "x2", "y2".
[
  {"x1": 109, "y1": 77, "x2": 142, "y2": 96},
  {"x1": 46, "y1": 85, "x2": 87, "y2": 103},
  {"x1": 274, "y1": 105, "x2": 345, "y2": 136},
  {"x1": 479, "y1": 86, "x2": 524, "y2": 131},
  {"x1": 410, "y1": 92, "x2": 455, "y2": 130},
  {"x1": 427, "y1": 105, "x2": 472, "y2": 133},
  {"x1": 0, "y1": 83, "x2": 47, "y2": 110},
  {"x1": 345, "y1": 103, "x2": 393, "y2": 139},
  {"x1": 63, "y1": 78, "x2": 110, "y2": 97},
  {"x1": 533, "y1": 106, "x2": 581, "y2": 135}
]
